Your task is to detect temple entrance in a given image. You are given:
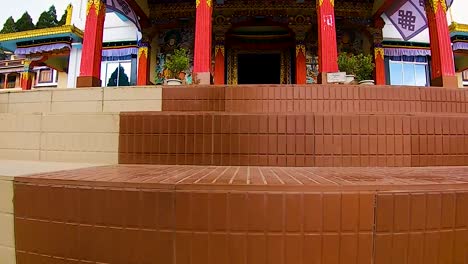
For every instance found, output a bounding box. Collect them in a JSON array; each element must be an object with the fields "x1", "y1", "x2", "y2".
[
  {"x1": 224, "y1": 21, "x2": 294, "y2": 85},
  {"x1": 237, "y1": 53, "x2": 281, "y2": 84}
]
